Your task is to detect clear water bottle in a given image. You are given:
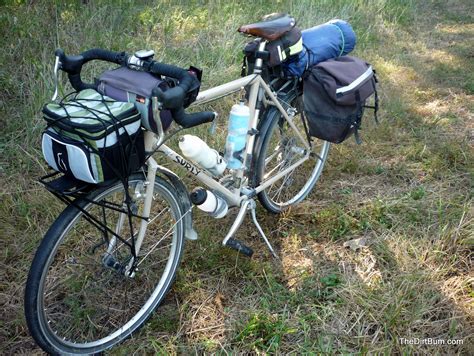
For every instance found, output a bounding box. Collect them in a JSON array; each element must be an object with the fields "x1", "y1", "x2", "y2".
[
  {"x1": 190, "y1": 187, "x2": 228, "y2": 218},
  {"x1": 179, "y1": 135, "x2": 226, "y2": 176},
  {"x1": 224, "y1": 101, "x2": 250, "y2": 169}
]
